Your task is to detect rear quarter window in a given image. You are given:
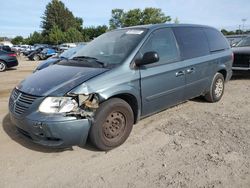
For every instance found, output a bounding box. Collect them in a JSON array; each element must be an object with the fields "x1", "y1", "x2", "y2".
[
  {"x1": 173, "y1": 27, "x2": 210, "y2": 60},
  {"x1": 204, "y1": 28, "x2": 230, "y2": 52}
]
